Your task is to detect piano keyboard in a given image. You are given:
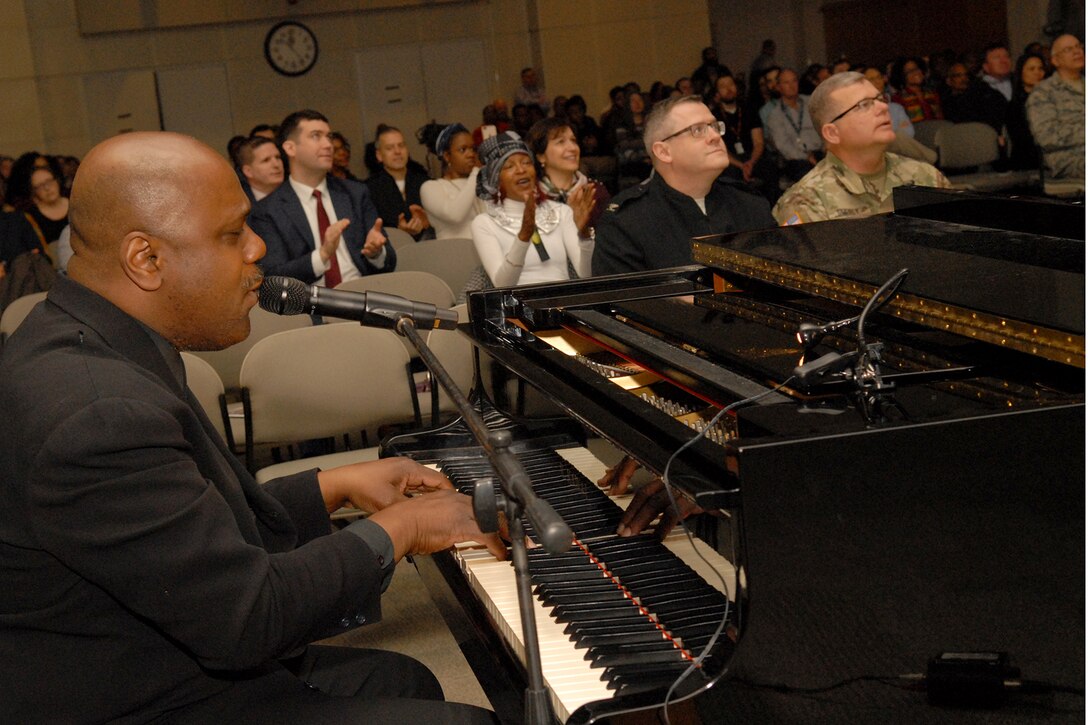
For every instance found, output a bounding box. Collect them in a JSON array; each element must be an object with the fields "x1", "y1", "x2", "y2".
[{"x1": 439, "y1": 445, "x2": 736, "y2": 723}]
